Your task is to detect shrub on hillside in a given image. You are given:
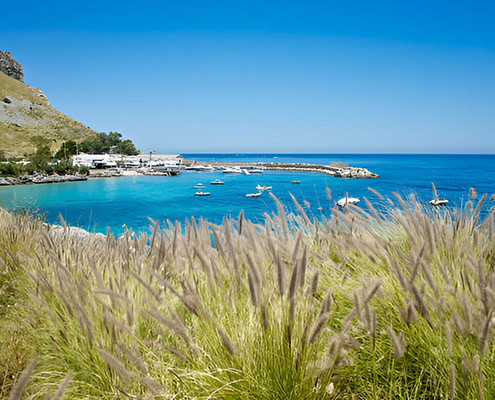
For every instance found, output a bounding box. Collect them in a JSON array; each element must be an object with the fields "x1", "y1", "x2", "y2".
[{"x1": 0, "y1": 161, "x2": 21, "y2": 177}]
